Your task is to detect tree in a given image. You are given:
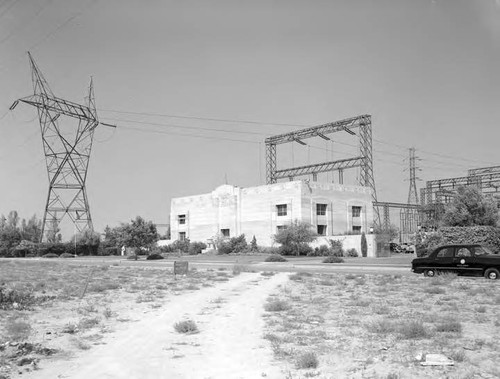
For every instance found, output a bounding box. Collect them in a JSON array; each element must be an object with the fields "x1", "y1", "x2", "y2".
[
  {"x1": 119, "y1": 216, "x2": 159, "y2": 253},
  {"x1": 441, "y1": 186, "x2": 499, "y2": 227},
  {"x1": 250, "y1": 235, "x2": 258, "y2": 252},
  {"x1": 46, "y1": 217, "x2": 62, "y2": 243},
  {"x1": 361, "y1": 232, "x2": 368, "y2": 257},
  {"x1": 273, "y1": 220, "x2": 317, "y2": 256}
]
